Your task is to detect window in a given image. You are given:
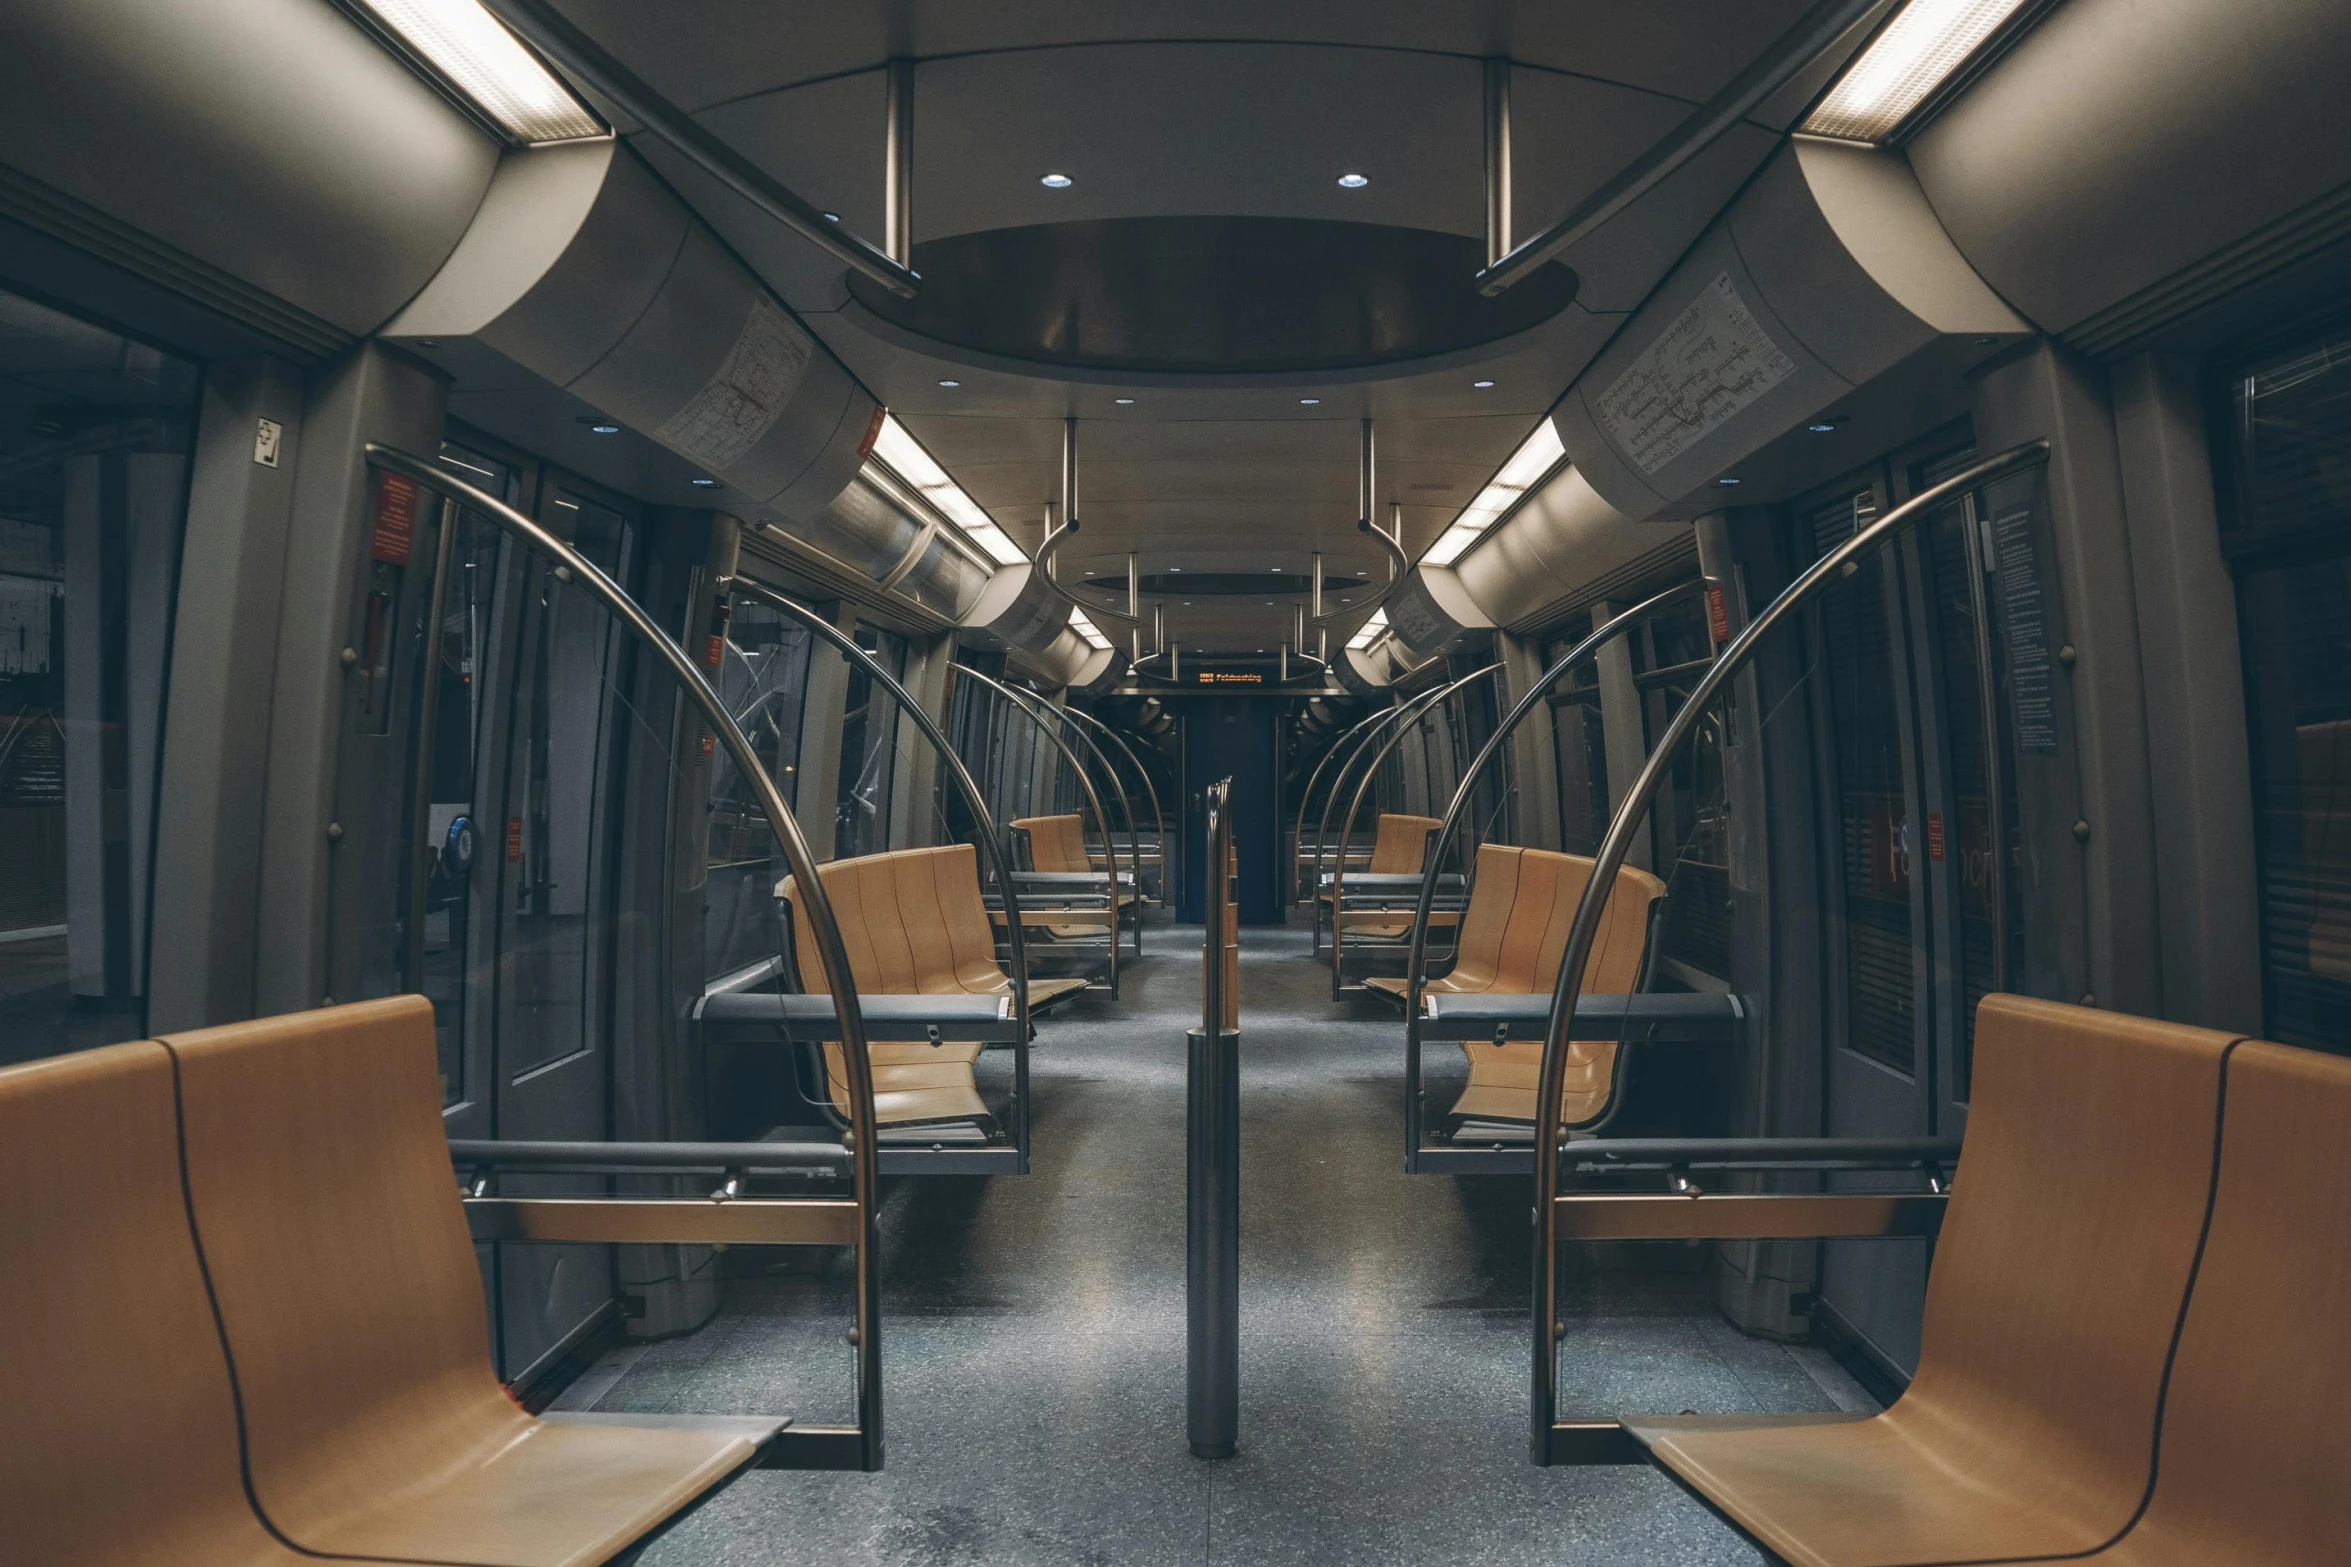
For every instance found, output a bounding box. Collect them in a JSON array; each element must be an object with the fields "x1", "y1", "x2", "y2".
[
  {"x1": 2217, "y1": 323, "x2": 2351, "y2": 1052},
  {"x1": 0, "y1": 286, "x2": 198, "y2": 1067},
  {"x1": 834, "y1": 625, "x2": 907, "y2": 859},
  {"x1": 1635, "y1": 593, "x2": 1731, "y2": 981},
  {"x1": 705, "y1": 589, "x2": 813, "y2": 979}
]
